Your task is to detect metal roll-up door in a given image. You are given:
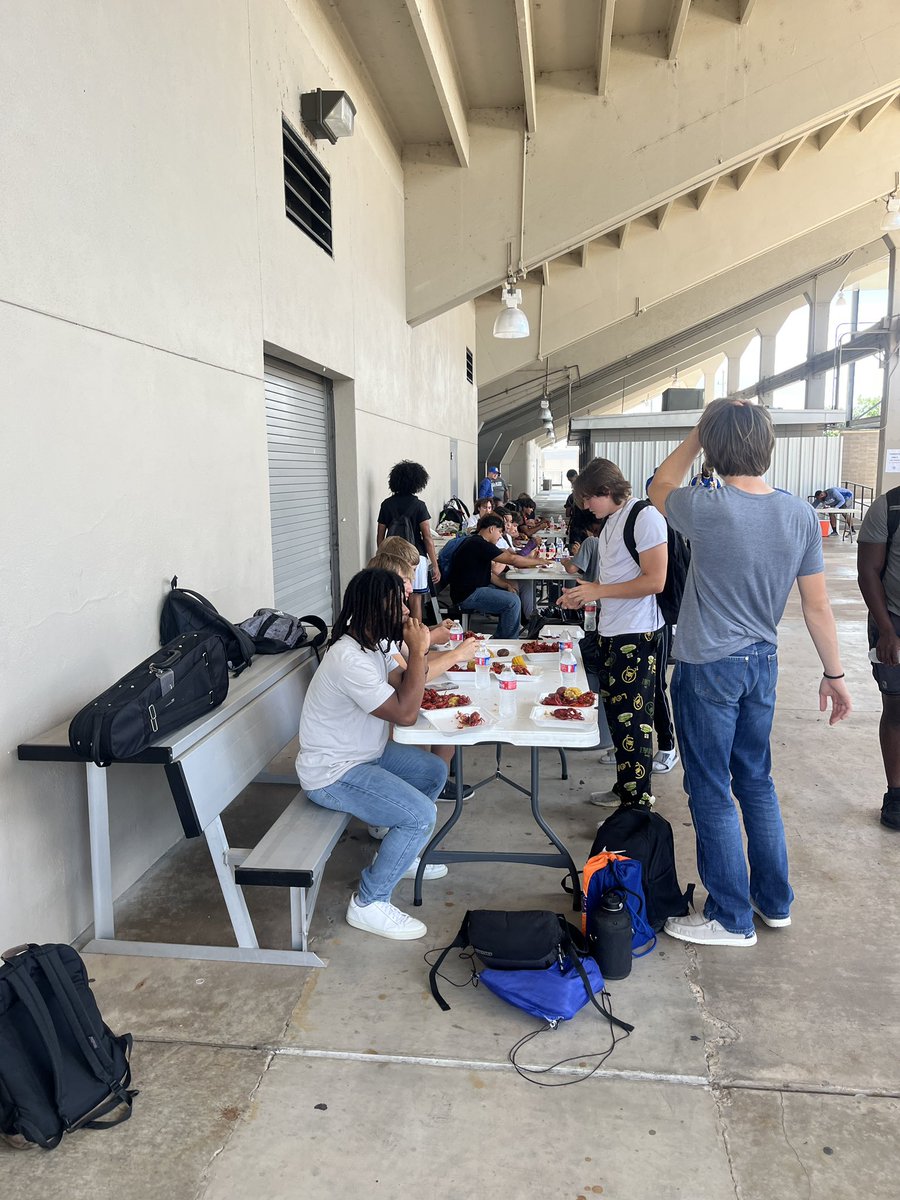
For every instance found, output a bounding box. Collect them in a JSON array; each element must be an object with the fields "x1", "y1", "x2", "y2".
[{"x1": 264, "y1": 357, "x2": 337, "y2": 623}]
